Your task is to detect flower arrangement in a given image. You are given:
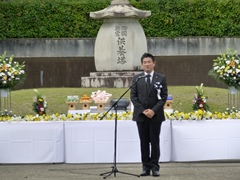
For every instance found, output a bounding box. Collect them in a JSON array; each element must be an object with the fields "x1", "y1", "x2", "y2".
[
  {"x1": 91, "y1": 90, "x2": 112, "y2": 103},
  {"x1": 2, "y1": 109, "x2": 240, "y2": 122},
  {"x1": 192, "y1": 83, "x2": 209, "y2": 111},
  {"x1": 208, "y1": 49, "x2": 240, "y2": 89},
  {"x1": 0, "y1": 51, "x2": 25, "y2": 89},
  {"x1": 0, "y1": 111, "x2": 134, "y2": 121},
  {"x1": 32, "y1": 89, "x2": 47, "y2": 115},
  {"x1": 165, "y1": 108, "x2": 240, "y2": 120},
  {"x1": 165, "y1": 110, "x2": 213, "y2": 120},
  {"x1": 0, "y1": 110, "x2": 14, "y2": 118}
]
